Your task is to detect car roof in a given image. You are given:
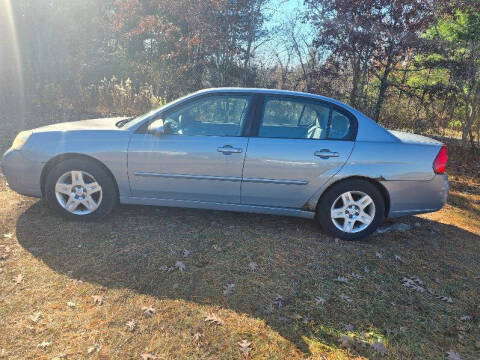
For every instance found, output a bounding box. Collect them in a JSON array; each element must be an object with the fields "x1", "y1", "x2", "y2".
[{"x1": 195, "y1": 87, "x2": 358, "y2": 113}]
